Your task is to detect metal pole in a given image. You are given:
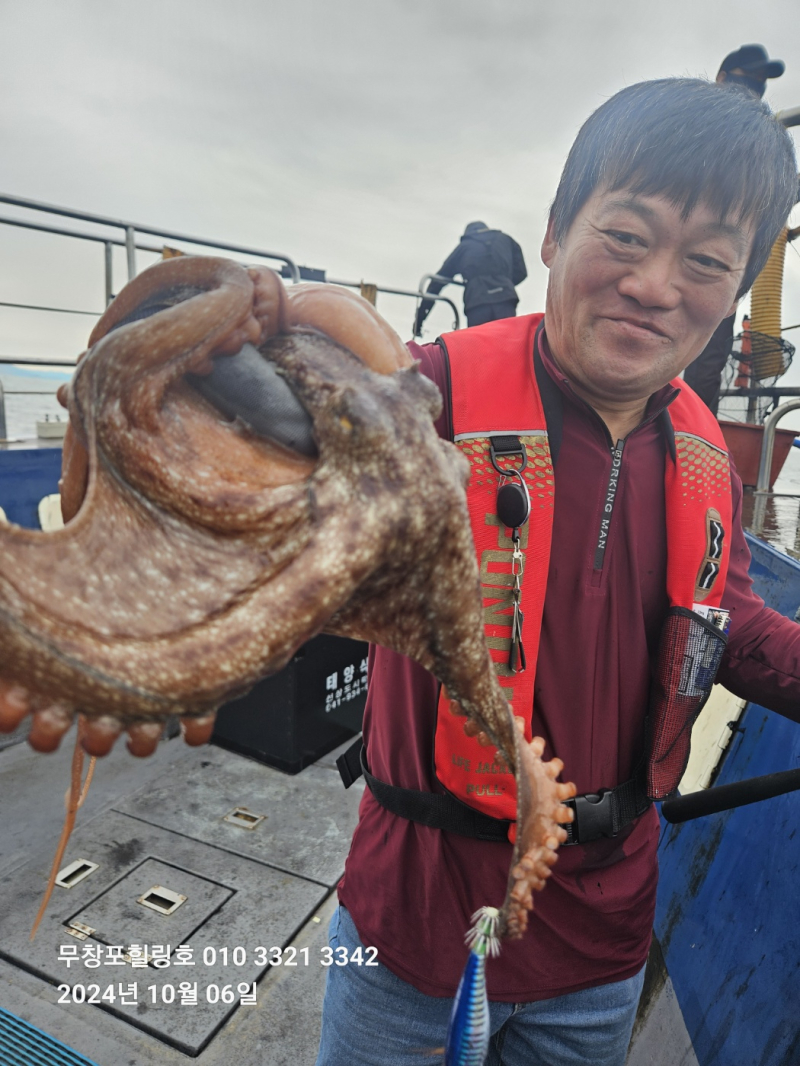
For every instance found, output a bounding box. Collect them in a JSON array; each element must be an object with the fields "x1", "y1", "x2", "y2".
[
  {"x1": 418, "y1": 272, "x2": 465, "y2": 290},
  {"x1": 751, "y1": 398, "x2": 800, "y2": 534},
  {"x1": 326, "y1": 277, "x2": 461, "y2": 330},
  {"x1": 0, "y1": 381, "x2": 6, "y2": 440},
  {"x1": 662, "y1": 767, "x2": 800, "y2": 823},
  {"x1": 411, "y1": 291, "x2": 460, "y2": 334},
  {"x1": 414, "y1": 272, "x2": 465, "y2": 335},
  {"x1": 0, "y1": 214, "x2": 168, "y2": 255},
  {"x1": 104, "y1": 241, "x2": 114, "y2": 306},
  {"x1": 776, "y1": 105, "x2": 800, "y2": 128},
  {"x1": 125, "y1": 226, "x2": 137, "y2": 281}
]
